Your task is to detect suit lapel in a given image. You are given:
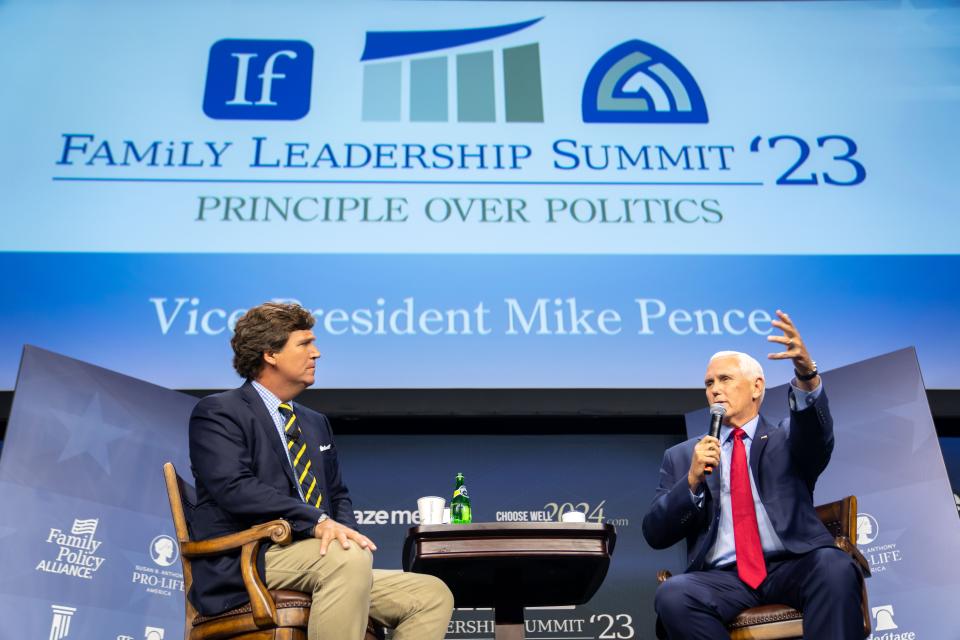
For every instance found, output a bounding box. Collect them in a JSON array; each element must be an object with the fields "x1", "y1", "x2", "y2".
[
  {"x1": 239, "y1": 382, "x2": 299, "y2": 491},
  {"x1": 750, "y1": 416, "x2": 771, "y2": 484}
]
